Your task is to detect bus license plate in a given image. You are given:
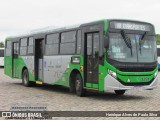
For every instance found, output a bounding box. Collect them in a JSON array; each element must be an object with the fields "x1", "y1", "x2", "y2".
[{"x1": 134, "y1": 86, "x2": 142, "y2": 90}]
